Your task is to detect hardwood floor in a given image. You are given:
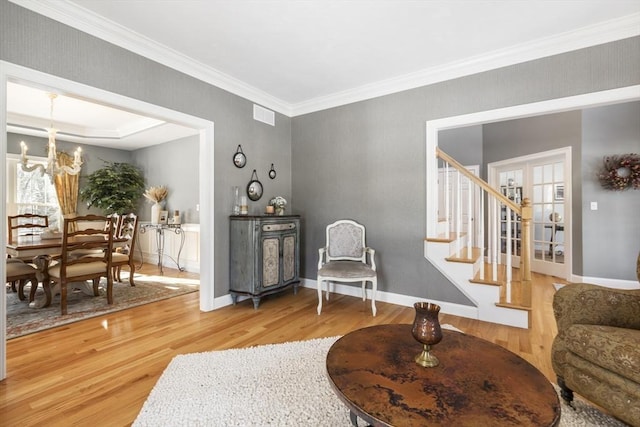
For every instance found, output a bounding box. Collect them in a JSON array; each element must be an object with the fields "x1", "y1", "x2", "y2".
[{"x1": 1, "y1": 264, "x2": 564, "y2": 427}]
